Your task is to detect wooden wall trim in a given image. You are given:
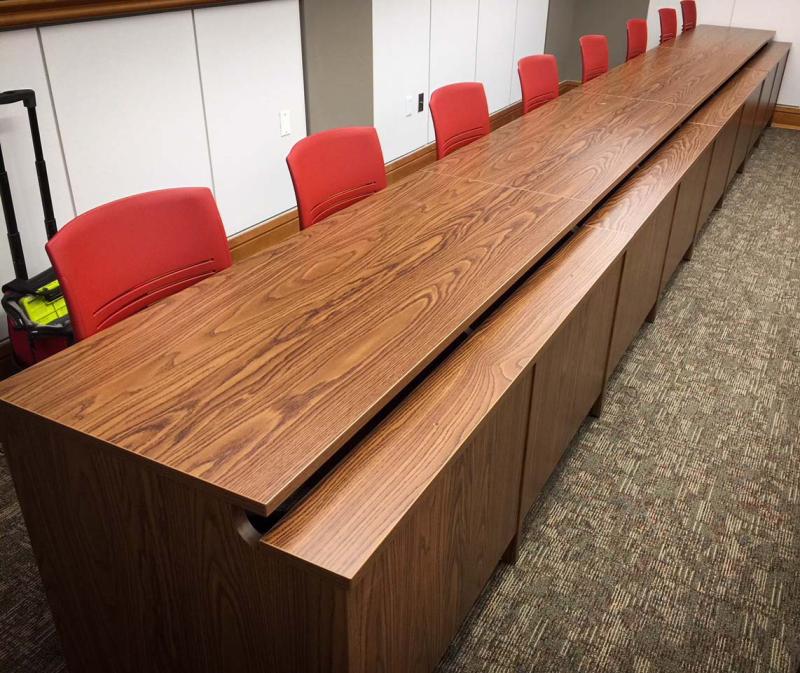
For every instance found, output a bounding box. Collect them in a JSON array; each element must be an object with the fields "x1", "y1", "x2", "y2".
[
  {"x1": 772, "y1": 104, "x2": 800, "y2": 130},
  {"x1": 0, "y1": 0, "x2": 258, "y2": 30}
]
